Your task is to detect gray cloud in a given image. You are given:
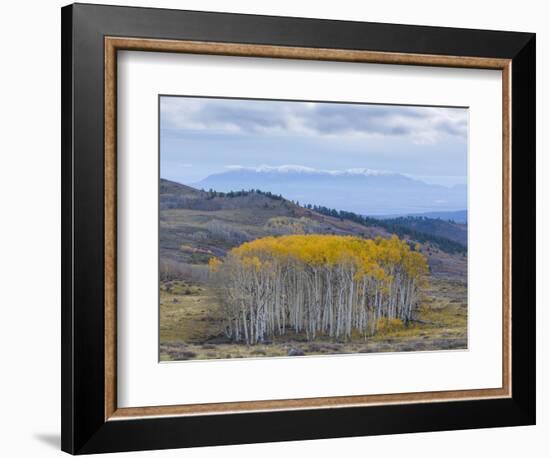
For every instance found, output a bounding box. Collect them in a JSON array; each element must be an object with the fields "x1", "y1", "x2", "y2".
[{"x1": 161, "y1": 96, "x2": 467, "y2": 144}]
